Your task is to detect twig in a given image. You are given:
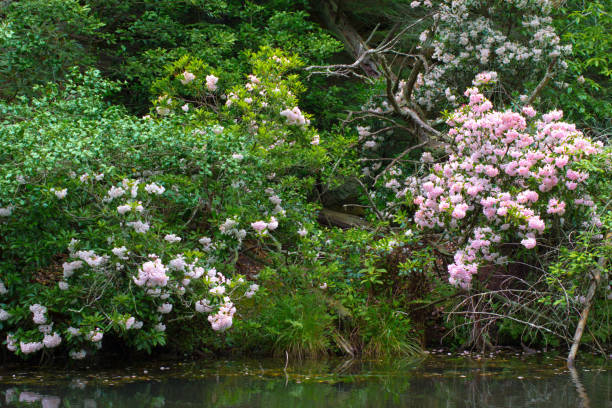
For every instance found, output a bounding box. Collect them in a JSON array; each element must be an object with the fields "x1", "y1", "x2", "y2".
[
  {"x1": 353, "y1": 177, "x2": 386, "y2": 222},
  {"x1": 526, "y1": 57, "x2": 558, "y2": 105},
  {"x1": 373, "y1": 140, "x2": 428, "y2": 184}
]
